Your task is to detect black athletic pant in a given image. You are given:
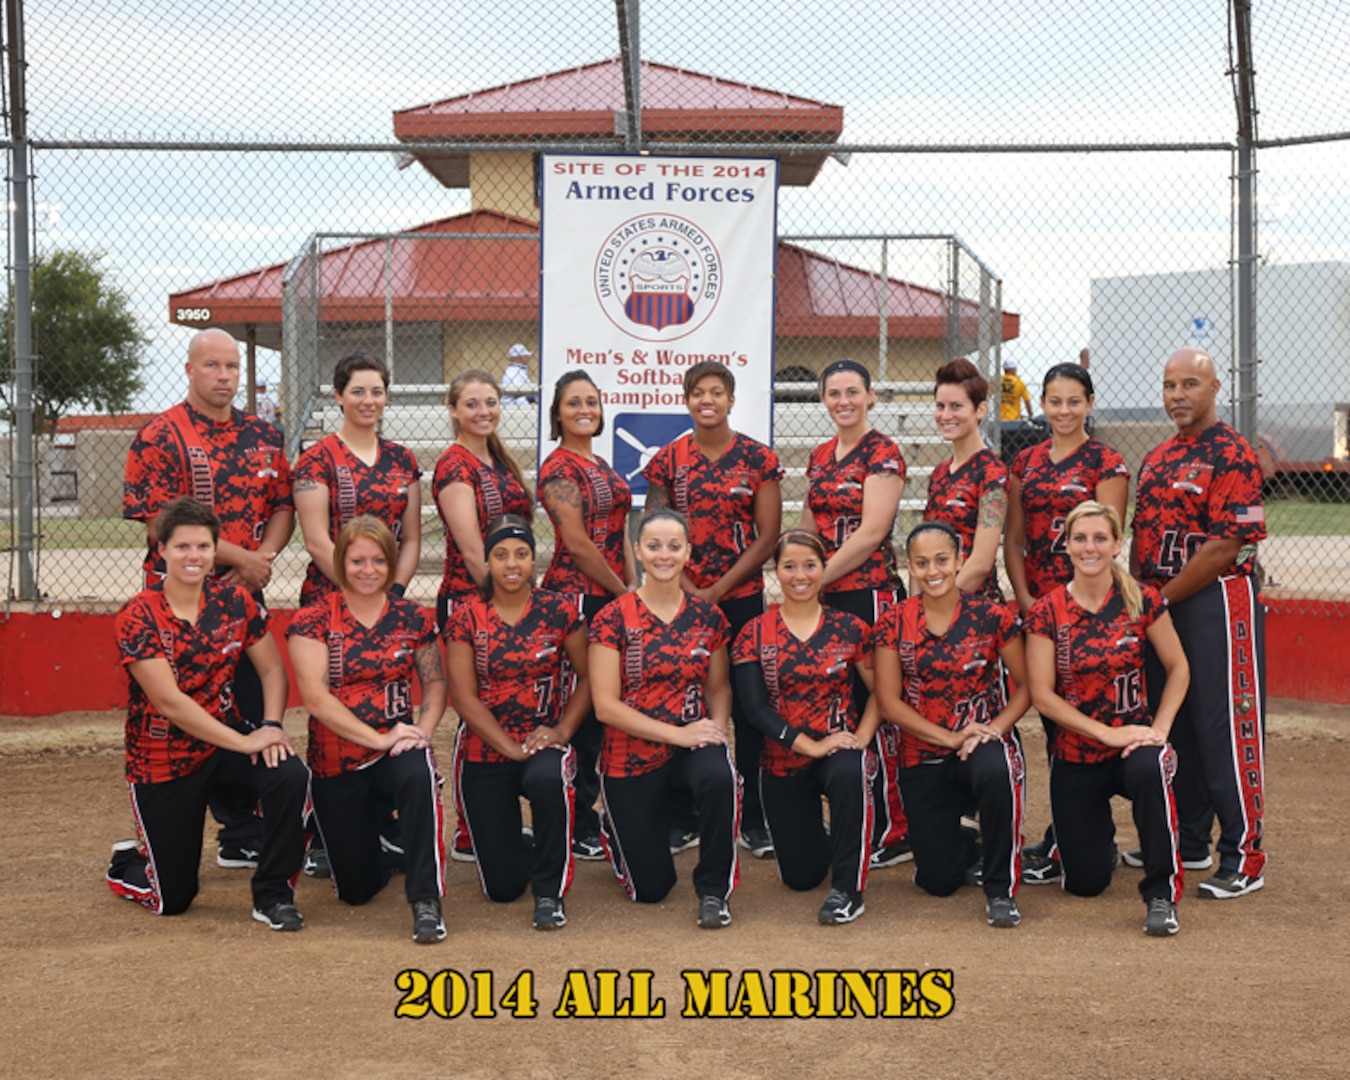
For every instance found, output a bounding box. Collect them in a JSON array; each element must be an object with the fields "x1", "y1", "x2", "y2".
[
  {"x1": 459, "y1": 747, "x2": 576, "y2": 902},
  {"x1": 311, "y1": 747, "x2": 445, "y2": 906},
  {"x1": 722, "y1": 592, "x2": 767, "y2": 831},
  {"x1": 900, "y1": 736, "x2": 1024, "y2": 900},
  {"x1": 760, "y1": 749, "x2": 873, "y2": 895},
  {"x1": 570, "y1": 593, "x2": 619, "y2": 840},
  {"x1": 1050, "y1": 745, "x2": 1182, "y2": 904},
  {"x1": 600, "y1": 744, "x2": 740, "y2": 903},
  {"x1": 208, "y1": 650, "x2": 268, "y2": 853},
  {"x1": 112, "y1": 747, "x2": 308, "y2": 915}
]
